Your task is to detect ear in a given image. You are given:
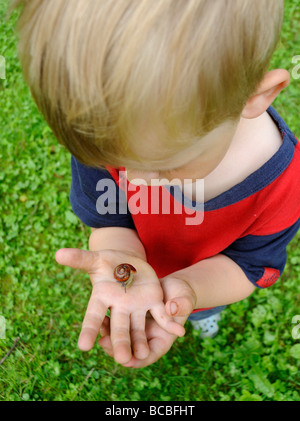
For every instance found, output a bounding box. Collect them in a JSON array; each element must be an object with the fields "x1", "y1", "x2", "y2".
[{"x1": 241, "y1": 69, "x2": 290, "y2": 119}]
